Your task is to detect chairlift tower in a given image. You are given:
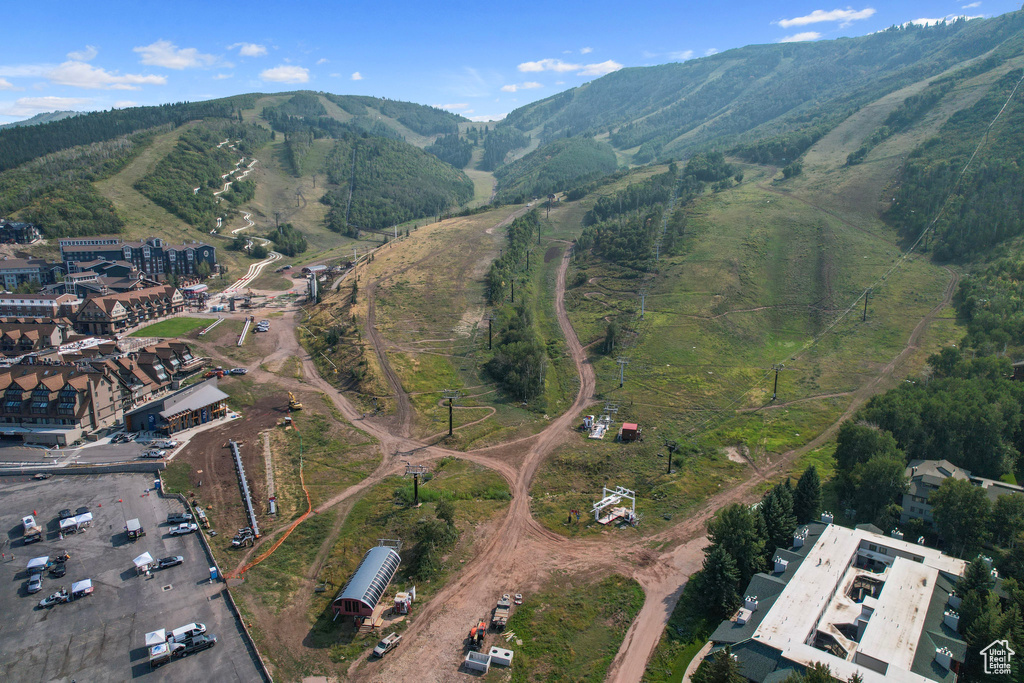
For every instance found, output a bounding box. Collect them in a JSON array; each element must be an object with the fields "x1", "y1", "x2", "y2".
[
  {"x1": 616, "y1": 358, "x2": 630, "y2": 388},
  {"x1": 404, "y1": 463, "x2": 429, "y2": 508},
  {"x1": 442, "y1": 390, "x2": 462, "y2": 437},
  {"x1": 771, "y1": 364, "x2": 785, "y2": 401}
]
